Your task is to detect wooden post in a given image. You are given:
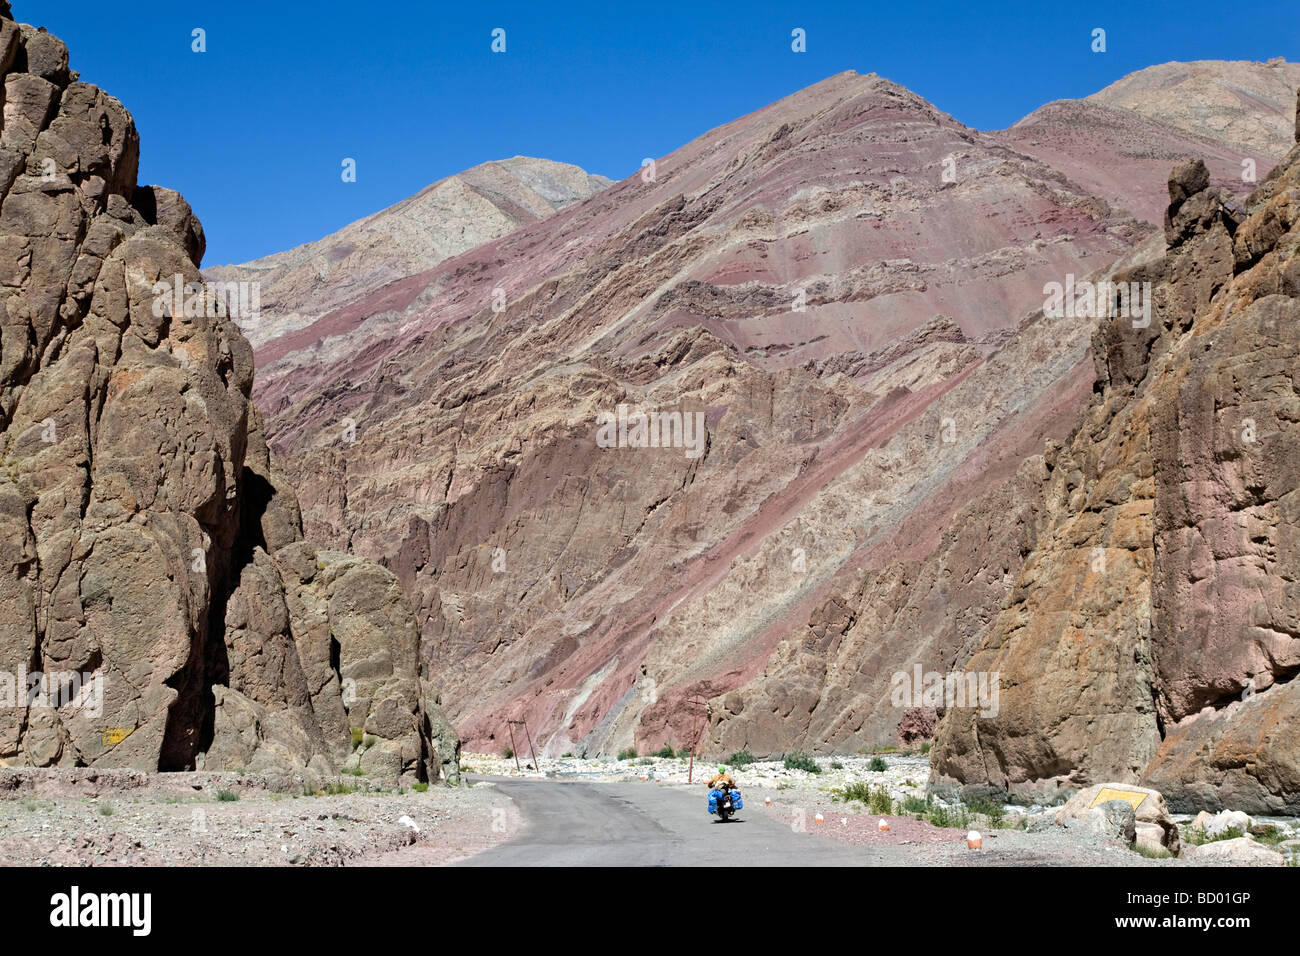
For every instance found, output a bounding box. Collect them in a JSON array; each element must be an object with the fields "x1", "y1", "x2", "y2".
[
  {"x1": 687, "y1": 696, "x2": 707, "y2": 784},
  {"x1": 507, "y1": 722, "x2": 521, "y2": 772},
  {"x1": 519, "y1": 719, "x2": 540, "y2": 771}
]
